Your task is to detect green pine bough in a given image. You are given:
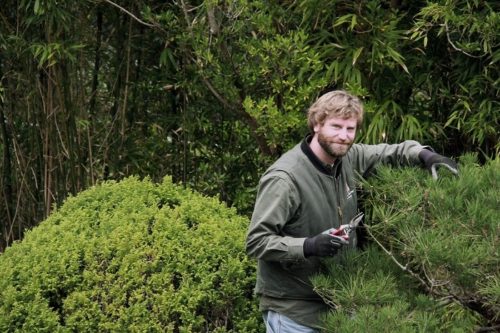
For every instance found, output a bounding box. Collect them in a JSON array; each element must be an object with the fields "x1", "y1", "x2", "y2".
[
  {"x1": 313, "y1": 155, "x2": 499, "y2": 332},
  {"x1": 0, "y1": 177, "x2": 262, "y2": 332}
]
